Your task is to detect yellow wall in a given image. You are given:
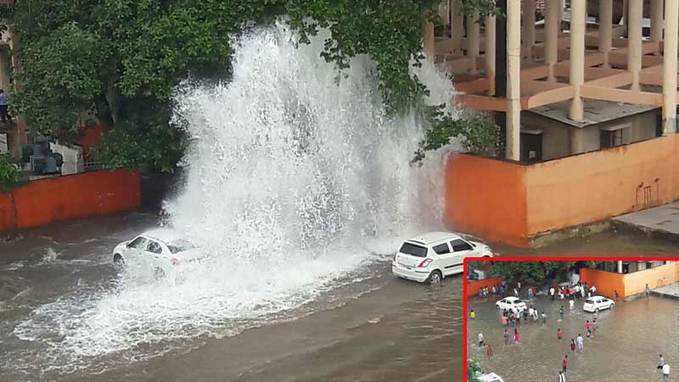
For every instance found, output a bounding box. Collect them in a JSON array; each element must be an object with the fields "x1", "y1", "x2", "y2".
[{"x1": 623, "y1": 262, "x2": 679, "y2": 297}]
